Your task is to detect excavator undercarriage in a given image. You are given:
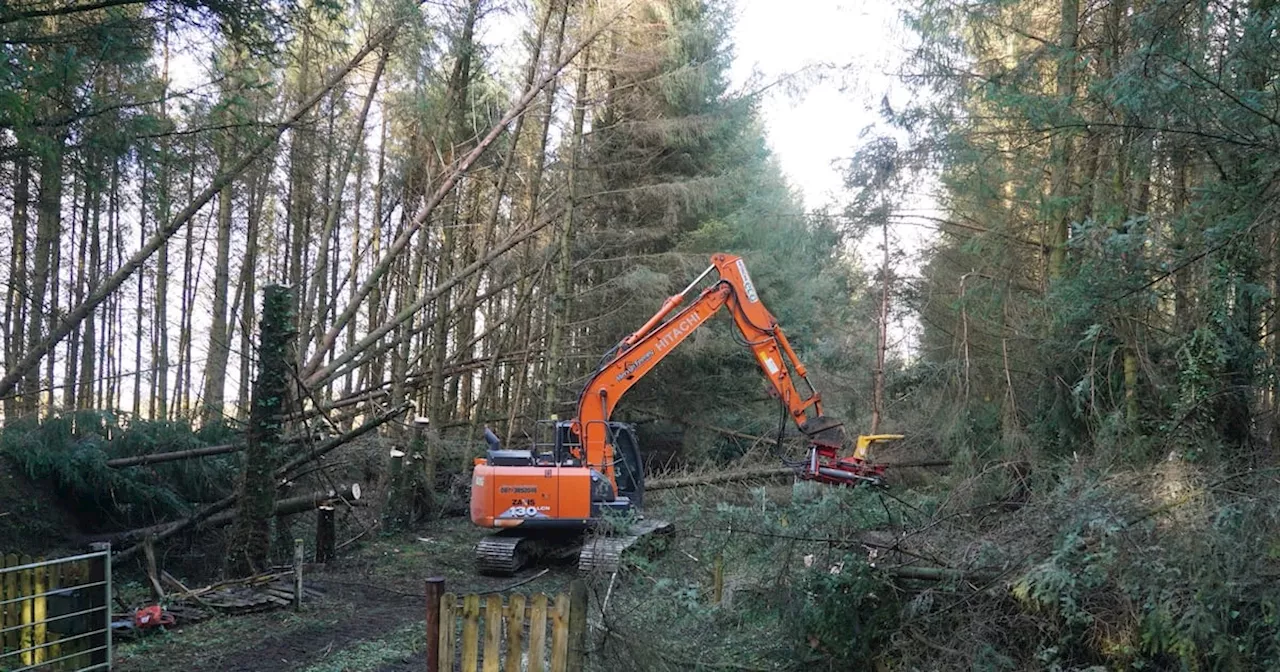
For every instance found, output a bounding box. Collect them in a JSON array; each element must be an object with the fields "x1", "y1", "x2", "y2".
[{"x1": 475, "y1": 517, "x2": 675, "y2": 576}]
